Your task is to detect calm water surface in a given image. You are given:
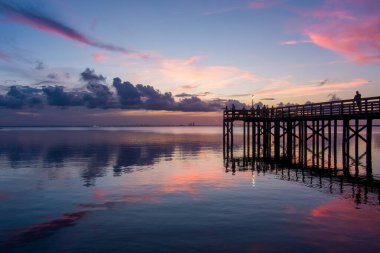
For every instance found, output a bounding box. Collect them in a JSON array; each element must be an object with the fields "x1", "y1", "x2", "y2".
[{"x1": 0, "y1": 127, "x2": 380, "y2": 253}]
